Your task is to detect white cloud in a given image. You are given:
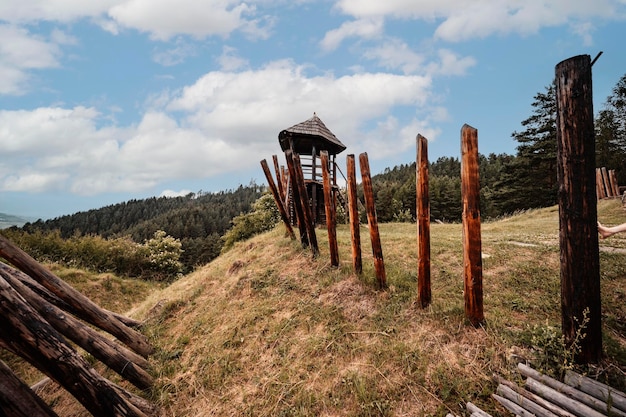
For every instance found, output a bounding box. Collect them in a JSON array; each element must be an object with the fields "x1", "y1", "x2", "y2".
[
  {"x1": 320, "y1": 18, "x2": 384, "y2": 51},
  {"x1": 0, "y1": 61, "x2": 435, "y2": 194},
  {"x1": 152, "y1": 39, "x2": 197, "y2": 66},
  {"x1": 334, "y1": 0, "x2": 624, "y2": 42},
  {"x1": 108, "y1": 0, "x2": 260, "y2": 41},
  {"x1": 0, "y1": 0, "x2": 121, "y2": 23},
  {"x1": 217, "y1": 46, "x2": 249, "y2": 71},
  {"x1": 362, "y1": 38, "x2": 425, "y2": 74},
  {"x1": 426, "y1": 49, "x2": 476, "y2": 77},
  {"x1": 160, "y1": 189, "x2": 194, "y2": 197}
]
